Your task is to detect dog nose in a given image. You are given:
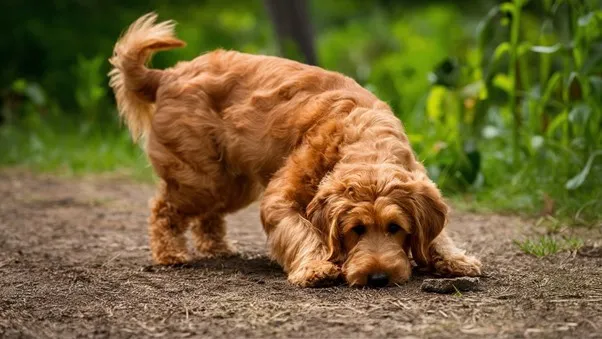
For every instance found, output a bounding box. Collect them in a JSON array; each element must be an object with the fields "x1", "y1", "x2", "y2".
[{"x1": 366, "y1": 273, "x2": 389, "y2": 287}]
